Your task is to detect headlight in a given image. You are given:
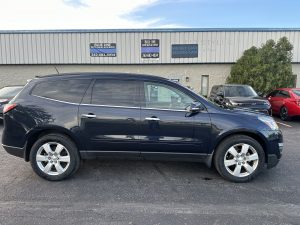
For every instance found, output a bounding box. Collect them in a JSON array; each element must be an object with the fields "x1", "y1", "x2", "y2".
[
  {"x1": 228, "y1": 100, "x2": 239, "y2": 106},
  {"x1": 263, "y1": 101, "x2": 271, "y2": 107},
  {"x1": 258, "y1": 116, "x2": 278, "y2": 130}
]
